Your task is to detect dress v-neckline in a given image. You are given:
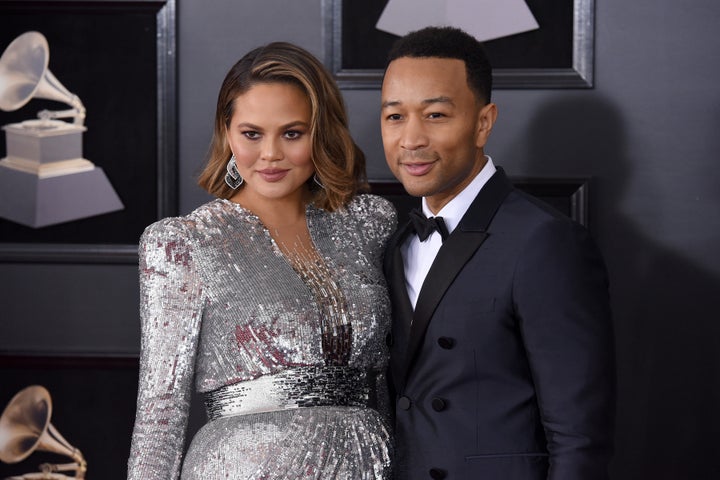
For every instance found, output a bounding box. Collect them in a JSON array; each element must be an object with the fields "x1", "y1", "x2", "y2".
[{"x1": 220, "y1": 198, "x2": 321, "y2": 258}]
